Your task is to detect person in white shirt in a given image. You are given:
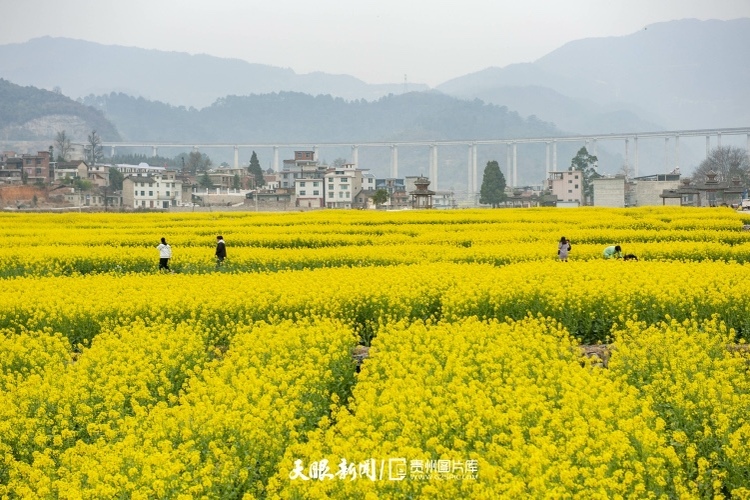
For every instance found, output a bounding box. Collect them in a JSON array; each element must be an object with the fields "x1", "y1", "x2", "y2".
[{"x1": 157, "y1": 237, "x2": 172, "y2": 272}]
